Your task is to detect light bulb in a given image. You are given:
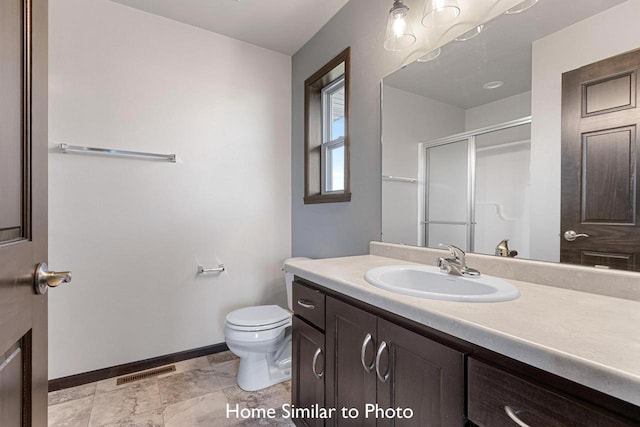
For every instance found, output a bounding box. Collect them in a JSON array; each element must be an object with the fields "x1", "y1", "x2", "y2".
[
  {"x1": 393, "y1": 16, "x2": 407, "y2": 37},
  {"x1": 383, "y1": 0, "x2": 416, "y2": 51}
]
